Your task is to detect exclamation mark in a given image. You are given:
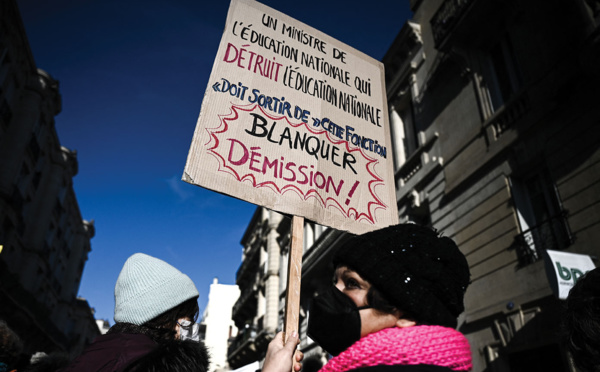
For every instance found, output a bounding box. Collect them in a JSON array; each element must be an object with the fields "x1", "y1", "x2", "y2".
[{"x1": 345, "y1": 181, "x2": 360, "y2": 205}]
